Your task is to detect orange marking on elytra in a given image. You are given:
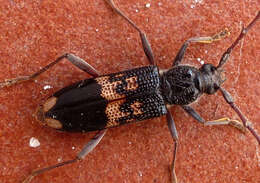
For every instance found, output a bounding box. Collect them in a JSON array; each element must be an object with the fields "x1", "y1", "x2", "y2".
[
  {"x1": 105, "y1": 99, "x2": 129, "y2": 128},
  {"x1": 45, "y1": 118, "x2": 63, "y2": 129},
  {"x1": 43, "y1": 97, "x2": 57, "y2": 112},
  {"x1": 130, "y1": 101, "x2": 143, "y2": 115},
  {"x1": 125, "y1": 76, "x2": 138, "y2": 91},
  {"x1": 95, "y1": 76, "x2": 124, "y2": 100}
]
